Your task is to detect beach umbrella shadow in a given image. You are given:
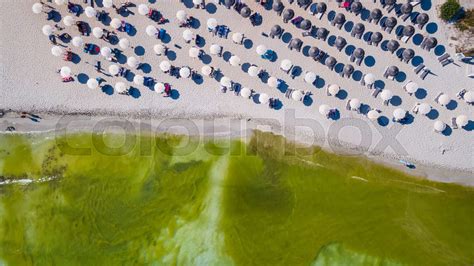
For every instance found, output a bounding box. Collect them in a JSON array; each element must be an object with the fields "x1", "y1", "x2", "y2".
[
  {"x1": 167, "y1": 50, "x2": 177, "y2": 61},
  {"x1": 364, "y1": 56, "x2": 376, "y2": 67},
  {"x1": 77, "y1": 73, "x2": 89, "y2": 84},
  {"x1": 415, "y1": 88, "x2": 427, "y2": 99},
  {"x1": 446, "y1": 100, "x2": 458, "y2": 110},
  {"x1": 378, "y1": 116, "x2": 389, "y2": 126},
  {"x1": 101, "y1": 85, "x2": 114, "y2": 95},
  {"x1": 390, "y1": 96, "x2": 402, "y2": 106},
  {"x1": 315, "y1": 78, "x2": 326, "y2": 89},
  {"x1": 129, "y1": 87, "x2": 141, "y2": 99},
  {"x1": 140, "y1": 63, "x2": 152, "y2": 74},
  {"x1": 182, "y1": 0, "x2": 194, "y2": 8},
  {"x1": 336, "y1": 89, "x2": 348, "y2": 100},
  {"x1": 426, "y1": 109, "x2": 439, "y2": 120},
  {"x1": 134, "y1": 46, "x2": 146, "y2": 56},
  {"x1": 206, "y1": 3, "x2": 217, "y2": 14}
]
